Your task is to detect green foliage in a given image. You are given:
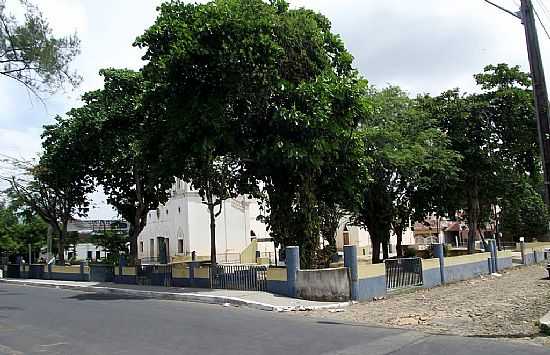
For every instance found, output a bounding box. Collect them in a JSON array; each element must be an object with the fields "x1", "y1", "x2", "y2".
[
  {"x1": 0, "y1": 0, "x2": 81, "y2": 94},
  {"x1": 0, "y1": 198, "x2": 47, "y2": 258},
  {"x1": 352, "y1": 86, "x2": 459, "y2": 263},
  {"x1": 500, "y1": 179, "x2": 549, "y2": 241},
  {"x1": 59, "y1": 68, "x2": 174, "y2": 263},
  {"x1": 422, "y1": 64, "x2": 544, "y2": 251},
  {"x1": 136, "y1": 0, "x2": 365, "y2": 268},
  {"x1": 90, "y1": 230, "x2": 129, "y2": 265}
]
